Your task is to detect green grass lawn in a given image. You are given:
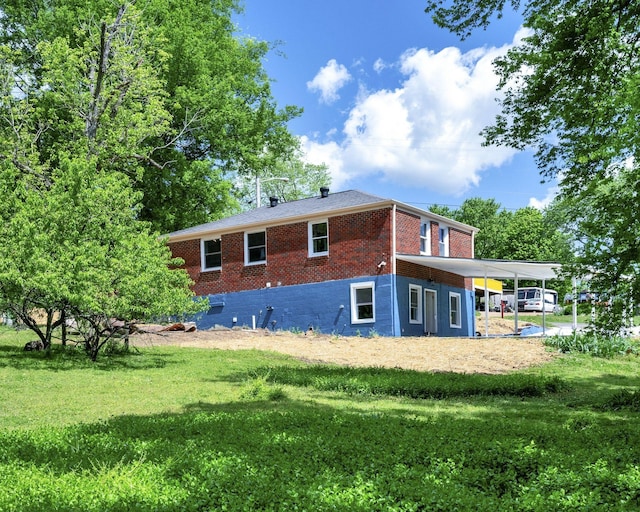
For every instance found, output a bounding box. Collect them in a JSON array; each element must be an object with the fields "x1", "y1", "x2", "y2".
[{"x1": 2, "y1": 326, "x2": 640, "y2": 510}]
